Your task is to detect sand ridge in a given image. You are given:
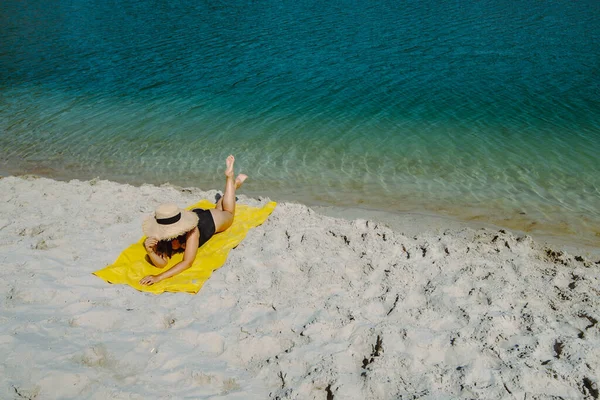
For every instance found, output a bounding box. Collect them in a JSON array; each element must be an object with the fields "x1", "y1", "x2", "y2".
[{"x1": 1, "y1": 176, "x2": 599, "y2": 399}]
